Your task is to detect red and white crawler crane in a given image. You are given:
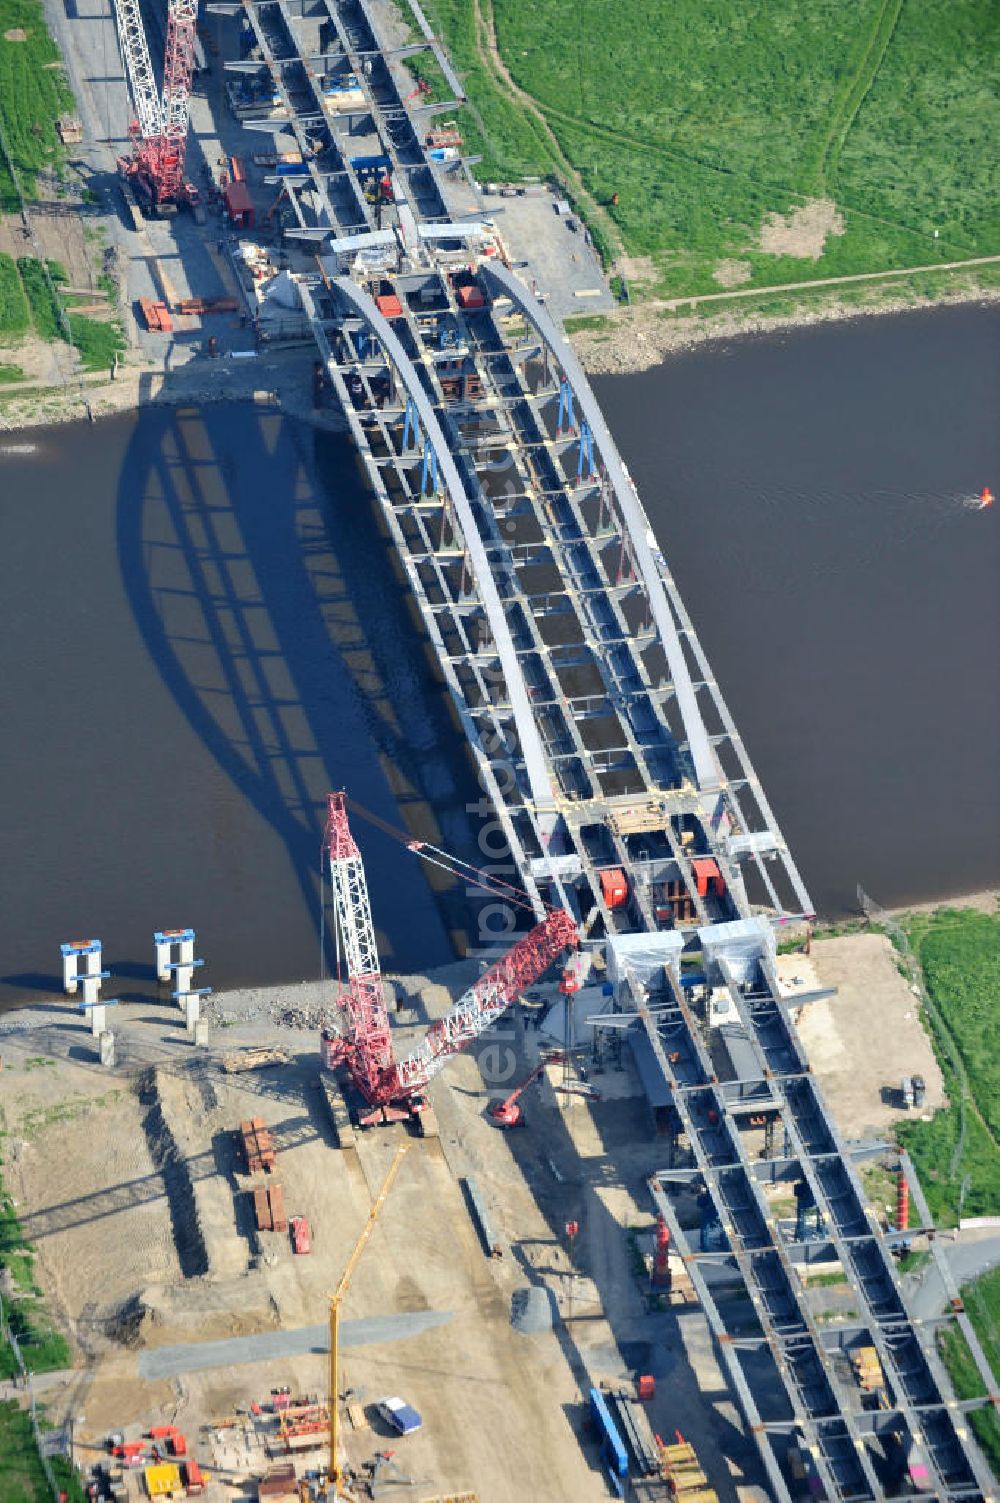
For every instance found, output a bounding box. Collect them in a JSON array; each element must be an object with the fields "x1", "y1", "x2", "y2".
[
  {"x1": 321, "y1": 792, "x2": 579, "y2": 1123},
  {"x1": 112, "y1": 0, "x2": 199, "y2": 212}
]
